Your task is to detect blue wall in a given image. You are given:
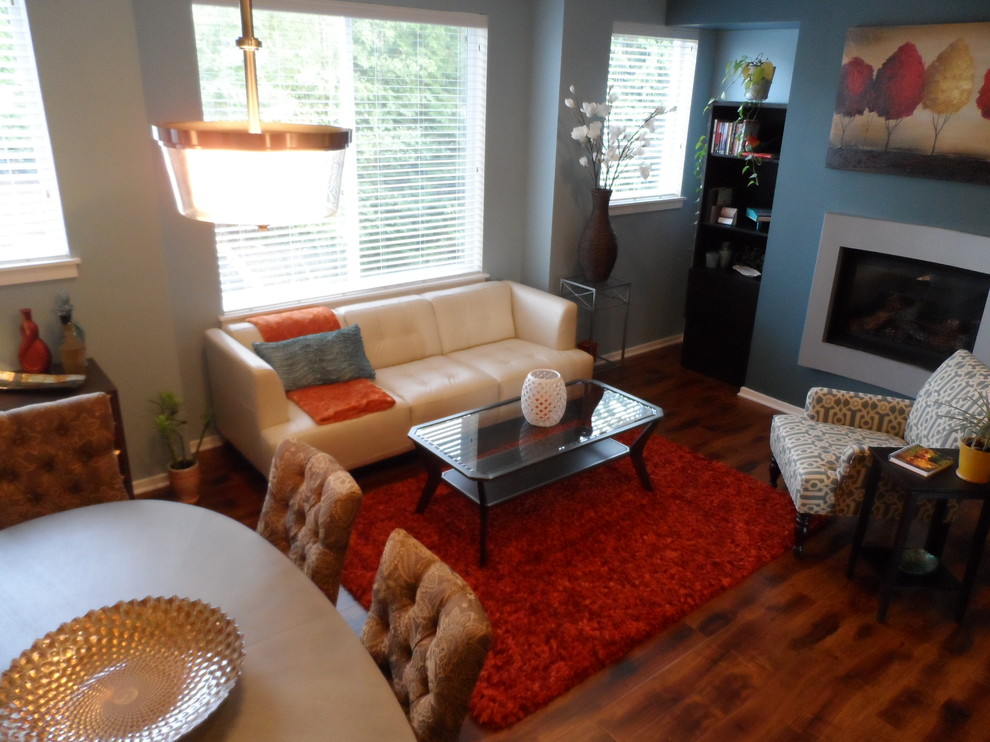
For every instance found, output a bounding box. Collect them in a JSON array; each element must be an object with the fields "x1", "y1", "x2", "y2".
[{"x1": 668, "y1": 0, "x2": 990, "y2": 405}]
